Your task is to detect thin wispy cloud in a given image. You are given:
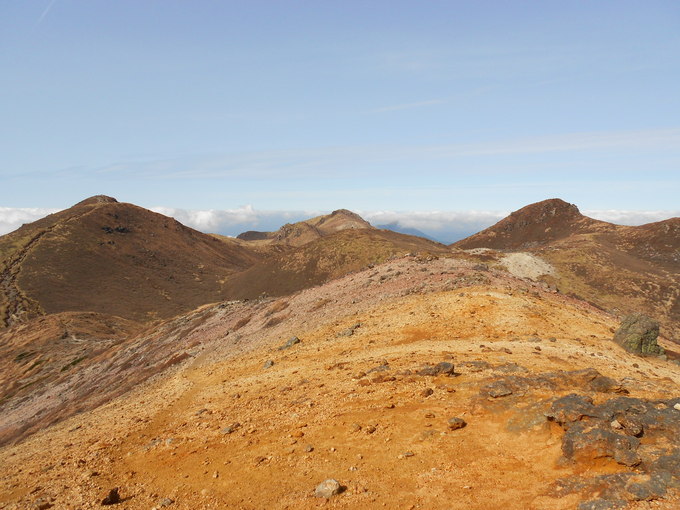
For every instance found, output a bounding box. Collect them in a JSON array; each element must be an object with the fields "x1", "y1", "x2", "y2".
[
  {"x1": 368, "y1": 99, "x2": 445, "y2": 114},
  {"x1": 86, "y1": 127, "x2": 680, "y2": 181},
  {"x1": 34, "y1": 0, "x2": 59, "y2": 29}
]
